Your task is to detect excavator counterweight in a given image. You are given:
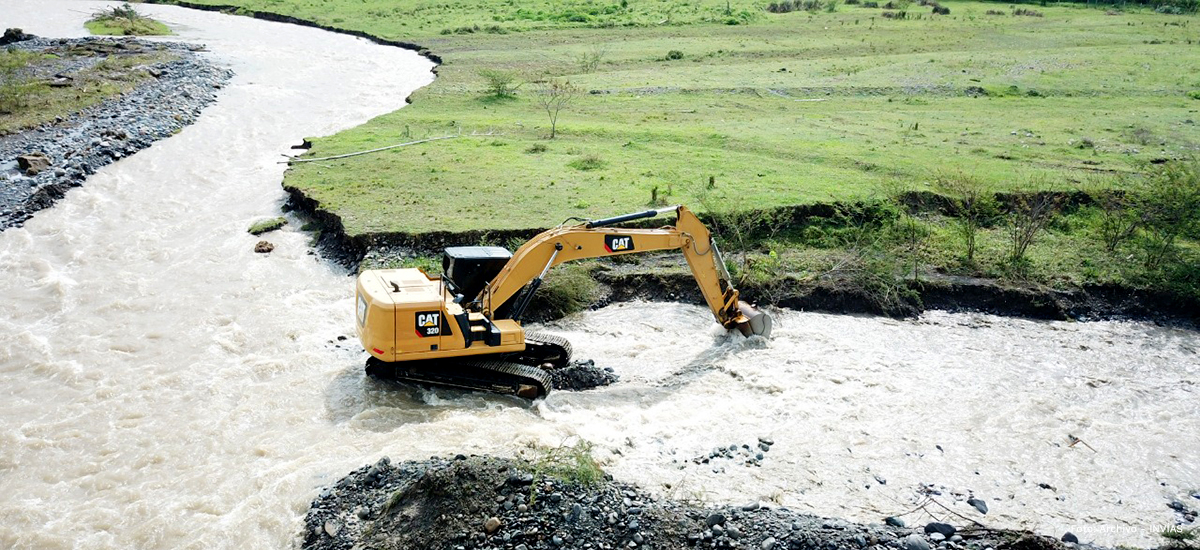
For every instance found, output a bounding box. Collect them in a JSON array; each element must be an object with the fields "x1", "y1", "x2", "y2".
[{"x1": 355, "y1": 205, "x2": 772, "y2": 398}]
